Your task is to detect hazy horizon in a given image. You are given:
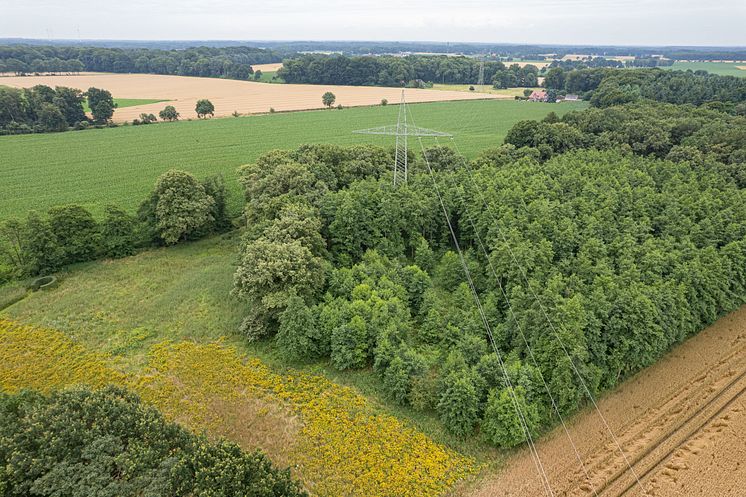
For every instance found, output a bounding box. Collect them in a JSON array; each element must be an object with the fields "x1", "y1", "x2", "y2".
[{"x1": 2, "y1": 0, "x2": 745, "y2": 47}]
